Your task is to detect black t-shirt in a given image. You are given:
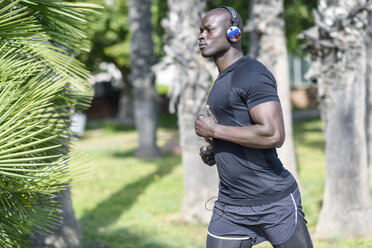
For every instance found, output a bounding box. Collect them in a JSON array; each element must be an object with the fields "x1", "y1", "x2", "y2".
[{"x1": 207, "y1": 56, "x2": 297, "y2": 206}]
